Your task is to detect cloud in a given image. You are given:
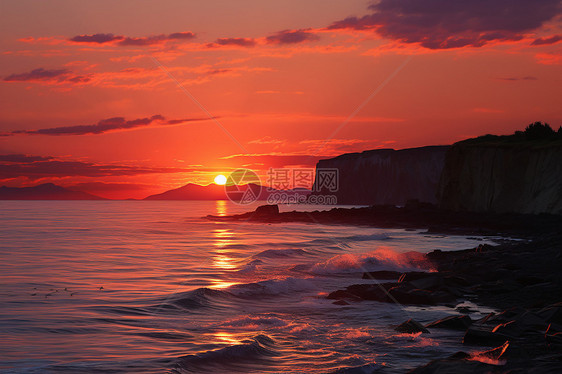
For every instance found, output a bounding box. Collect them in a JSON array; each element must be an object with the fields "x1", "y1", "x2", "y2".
[
  {"x1": 68, "y1": 31, "x2": 196, "y2": 46},
  {"x1": 0, "y1": 157, "x2": 192, "y2": 180},
  {"x1": 69, "y1": 33, "x2": 122, "y2": 44},
  {"x1": 531, "y1": 34, "x2": 562, "y2": 46},
  {"x1": 0, "y1": 154, "x2": 53, "y2": 162},
  {"x1": 220, "y1": 153, "x2": 326, "y2": 168},
  {"x1": 266, "y1": 29, "x2": 320, "y2": 44},
  {"x1": 213, "y1": 37, "x2": 257, "y2": 47},
  {"x1": 3, "y1": 68, "x2": 91, "y2": 84},
  {"x1": 1, "y1": 115, "x2": 214, "y2": 136},
  {"x1": 328, "y1": 0, "x2": 562, "y2": 49},
  {"x1": 495, "y1": 76, "x2": 538, "y2": 81}
]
